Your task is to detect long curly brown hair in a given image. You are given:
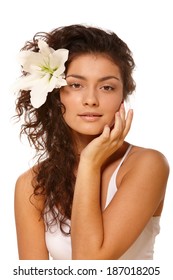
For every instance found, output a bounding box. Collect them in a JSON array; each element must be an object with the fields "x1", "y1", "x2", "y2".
[{"x1": 15, "y1": 24, "x2": 136, "y2": 234}]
